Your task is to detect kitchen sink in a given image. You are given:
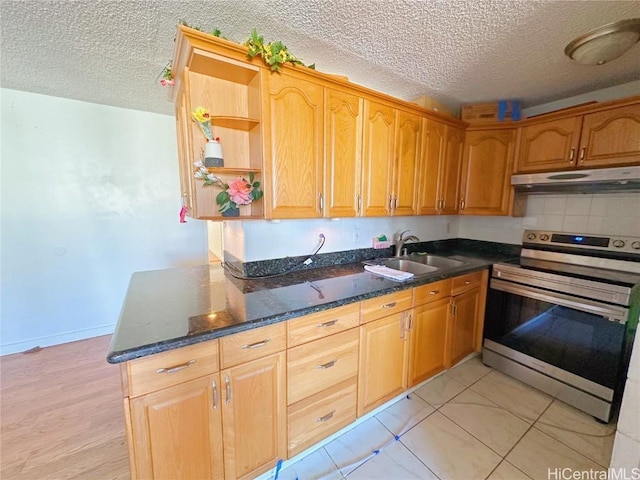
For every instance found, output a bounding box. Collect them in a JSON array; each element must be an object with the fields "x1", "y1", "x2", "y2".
[
  {"x1": 404, "y1": 254, "x2": 465, "y2": 269},
  {"x1": 380, "y1": 258, "x2": 439, "y2": 276}
]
